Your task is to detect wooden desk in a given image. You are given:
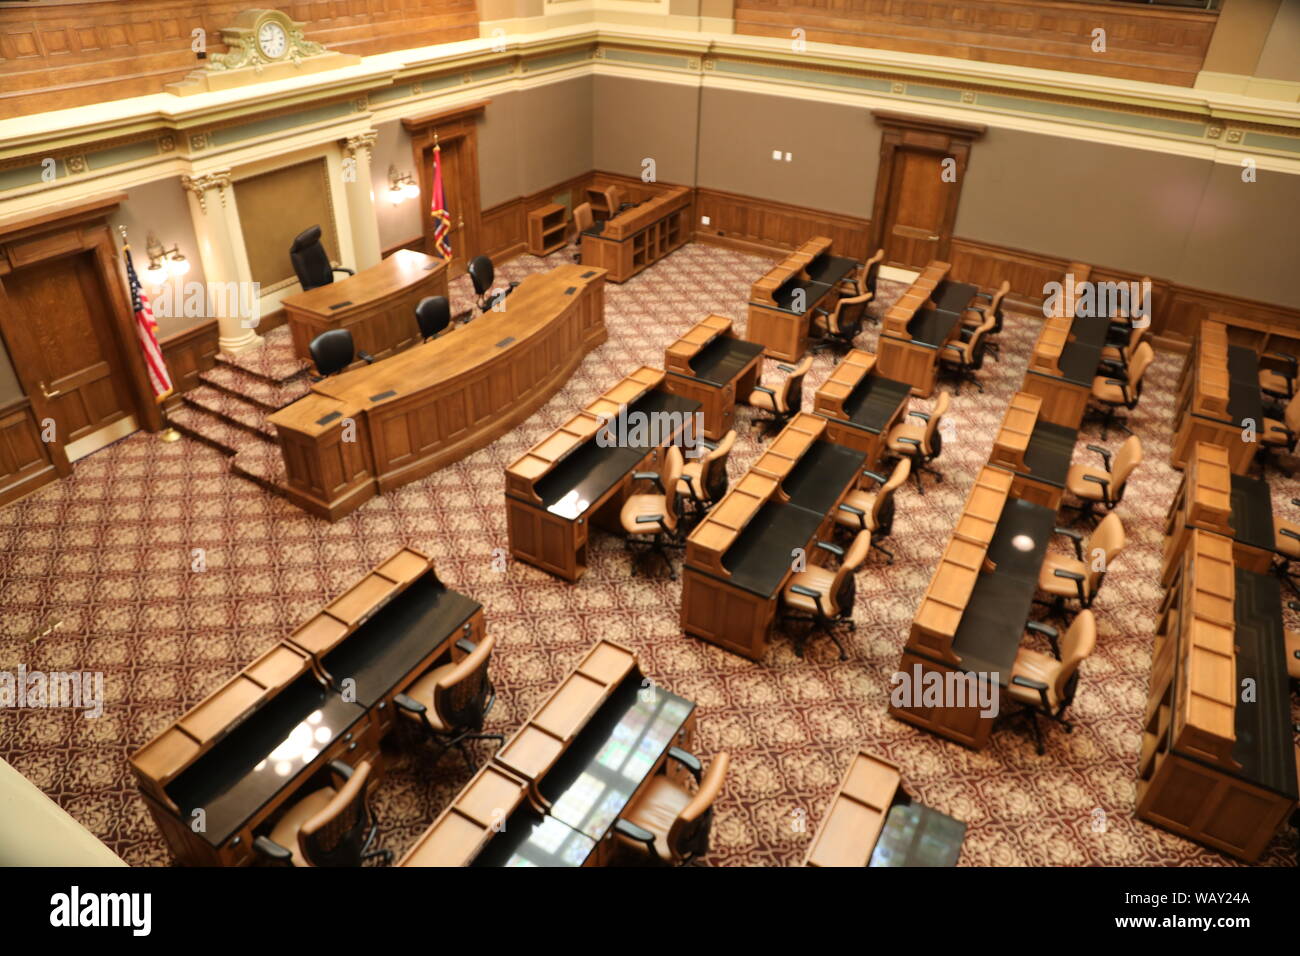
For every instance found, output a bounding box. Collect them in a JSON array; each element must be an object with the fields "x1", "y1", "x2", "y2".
[
  {"x1": 1171, "y1": 320, "x2": 1262, "y2": 474},
  {"x1": 1018, "y1": 265, "x2": 1112, "y2": 430},
  {"x1": 504, "y1": 366, "x2": 701, "y2": 581},
  {"x1": 988, "y1": 391, "x2": 1078, "y2": 512},
  {"x1": 404, "y1": 639, "x2": 696, "y2": 867},
  {"x1": 876, "y1": 262, "x2": 976, "y2": 397},
  {"x1": 813, "y1": 348, "x2": 911, "y2": 472},
  {"x1": 130, "y1": 547, "x2": 479, "y2": 866},
  {"x1": 579, "y1": 186, "x2": 691, "y2": 283},
  {"x1": 269, "y1": 264, "x2": 607, "y2": 521},
  {"x1": 804, "y1": 751, "x2": 902, "y2": 867},
  {"x1": 681, "y1": 412, "x2": 869, "y2": 660},
  {"x1": 1163, "y1": 441, "x2": 1275, "y2": 582},
  {"x1": 1139, "y1": 530, "x2": 1298, "y2": 861},
  {"x1": 281, "y1": 249, "x2": 449, "y2": 362},
  {"x1": 746, "y1": 236, "x2": 848, "y2": 362},
  {"x1": 891, "y1": 465, "x2": 1059, "y2": 749},
  {"x1": 663, "y1": 314, "x2": 764, "y2": 440}
]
